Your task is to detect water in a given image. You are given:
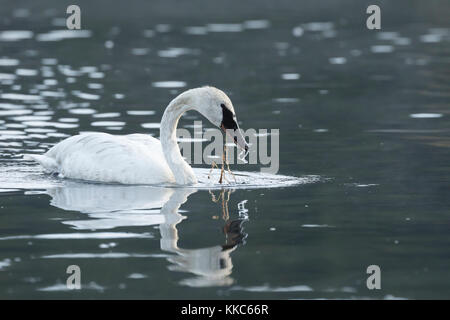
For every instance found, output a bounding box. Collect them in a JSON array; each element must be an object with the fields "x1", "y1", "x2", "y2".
[{"x1": 1, "y1": 1, "x2": 449, "y2": 299}]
